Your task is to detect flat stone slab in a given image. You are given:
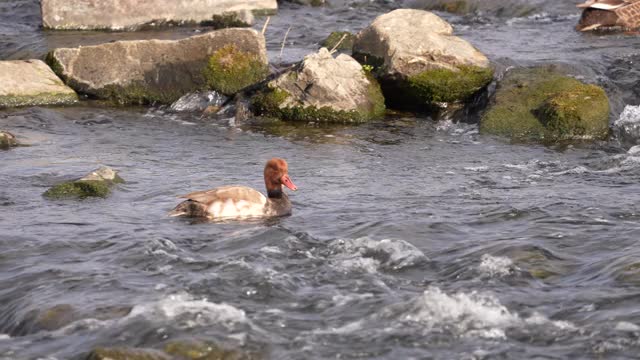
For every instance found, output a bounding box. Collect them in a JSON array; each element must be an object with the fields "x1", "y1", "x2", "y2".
[
  {"x1": 41, "y1": 0, "x2": 277, "y2": 30},
  {"x1": 47, "y1": 28, "x2": 267, "y2": 104},
  {"x1": 0, "y1": 60, "x2": 78, "y2": 108}
]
